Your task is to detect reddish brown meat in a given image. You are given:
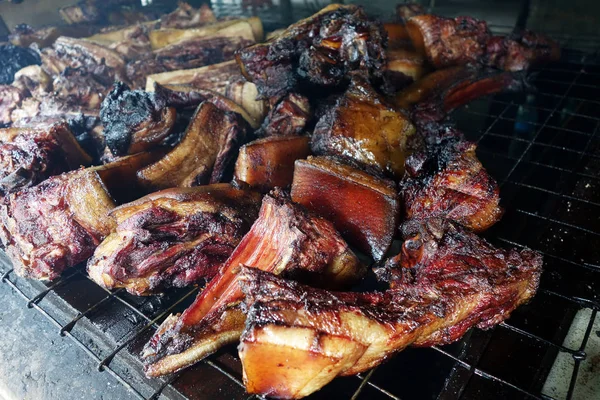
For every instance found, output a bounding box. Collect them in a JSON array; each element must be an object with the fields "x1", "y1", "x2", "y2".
[
  {"x1": 237, "y1": 218, "x2": 542, "y2": 398},
  {"x1": 400, "y1": 138, "x2": 502, "y2": 232},
  {"x1": 141, "y1": 189, "x2": 364, "y2": 377}
]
